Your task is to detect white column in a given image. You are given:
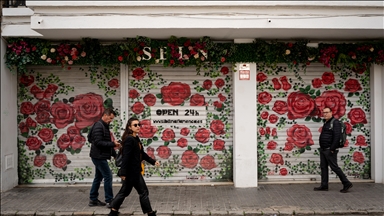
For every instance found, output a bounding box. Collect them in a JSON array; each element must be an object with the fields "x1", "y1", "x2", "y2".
[
  {"x1": 370, "y1": 64, "x2": 384, "y2": 184},
  {"x1": 232, "y1": 39, "x2": 258, "y2": 187},
  {"x1": 1, "y1": 38, "x2": 19, "y2": 191}
]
